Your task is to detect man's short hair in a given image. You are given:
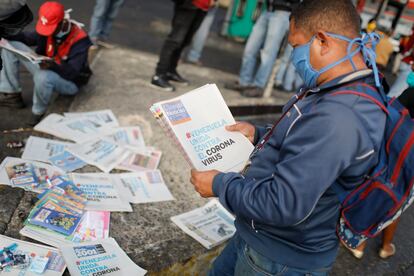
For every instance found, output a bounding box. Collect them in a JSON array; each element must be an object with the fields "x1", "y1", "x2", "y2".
[{"x1": 291, "y1": 0, "x2": 361, "y2": 38}]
